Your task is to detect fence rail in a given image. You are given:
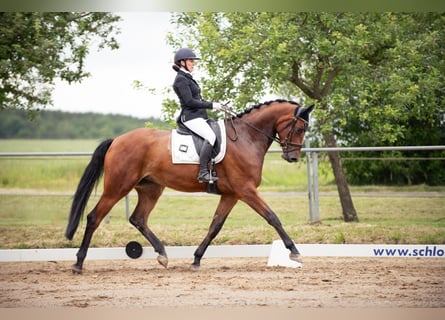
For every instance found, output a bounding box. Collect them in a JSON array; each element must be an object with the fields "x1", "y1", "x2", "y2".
[
  {"x1": 0, "y1": 152, "x2": 92, "y2": 157},
  {"x1": 1, "y1": 145, "x2": 444, "y2": 222},
  {"x1": 1, "y1": 145, "x2": 444, "y2": 157}
]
